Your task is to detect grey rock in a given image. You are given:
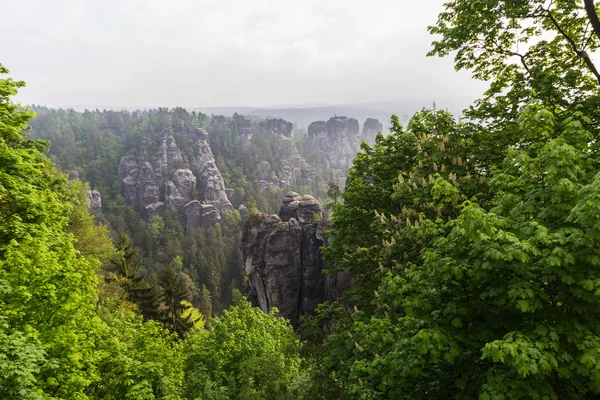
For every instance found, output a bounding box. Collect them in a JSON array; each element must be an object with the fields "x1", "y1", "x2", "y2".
[
  {"x1": 165, "y1": 169, "x2": 196, "y2": 211},
  {"x1": 307, "y1": 121, "x2": 328, "y2": 138},
  {"x1": 278, "y1": 192, "x2": 322, "y2": 224},
  {"x1": 236, "y1": 117, "x2": 253, "y2": 140},
  {"x1": 306, "y1": 116, "x2": 362, "y2": 184},
  {"x1": 256, "y1": 119, "x2": 320, "y2": 193},
  {"x1": 243, "y1": 194, "x2": 349, "y2": 326},
  {"x1": 184, "y1": 201, "x2": 221, "y2": 230},
  {"x1": 145, "y1": 202, "x2": 165, "y2": 219},
  {"x1": 257, "y1": 161, "x2": 271, "y2": 174},
  {"x1": 118, "y1": 125, "x2": 233, "y2": 224},
  {"x1": 87, "y1": 189, "x2": 102, "y2": 215},
  {"x1": 66, "y1": 170, "x2": 79, "y2": 181},
  {"x1": 238, "y1": 204, "x2": 248, "y2": 220},
  {"x1": 260, "y1": 118, "x2": 293, "y2": 137},
  {"x1": 225, "y1": 188, "x2": 240, "y2": 208},
  {"x1": 362, "y1": 118, "x2": 383, "y2": 145},
  {"x1": 201, "y1": 204, "x2": 221, "y2": 227}
]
